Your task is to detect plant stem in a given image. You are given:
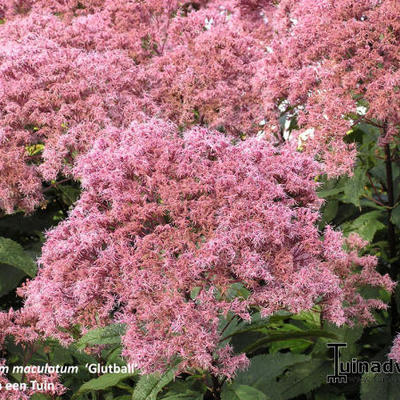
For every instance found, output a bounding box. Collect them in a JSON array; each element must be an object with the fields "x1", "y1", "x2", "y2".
[
  {"x1": 211, "y1": 375, "x2": 222, "y2": 400},
  {"x1": 42, "y1": 178, "x2": 72, "y2": 193},
  {"x1": 385, "y1": 144, "x2": 396, "y2": 261},
  {"x1": 384, "y1": 141, "x2": 399, "y2": 336},
  {"x1": 366, "y1": 171, "x2": 385, "y2": 204}
]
